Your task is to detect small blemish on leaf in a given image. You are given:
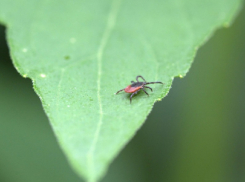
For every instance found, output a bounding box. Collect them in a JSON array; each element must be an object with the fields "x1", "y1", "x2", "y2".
[{"x1": 64, "y1": 55, "x2": 70, "y2": 60}]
